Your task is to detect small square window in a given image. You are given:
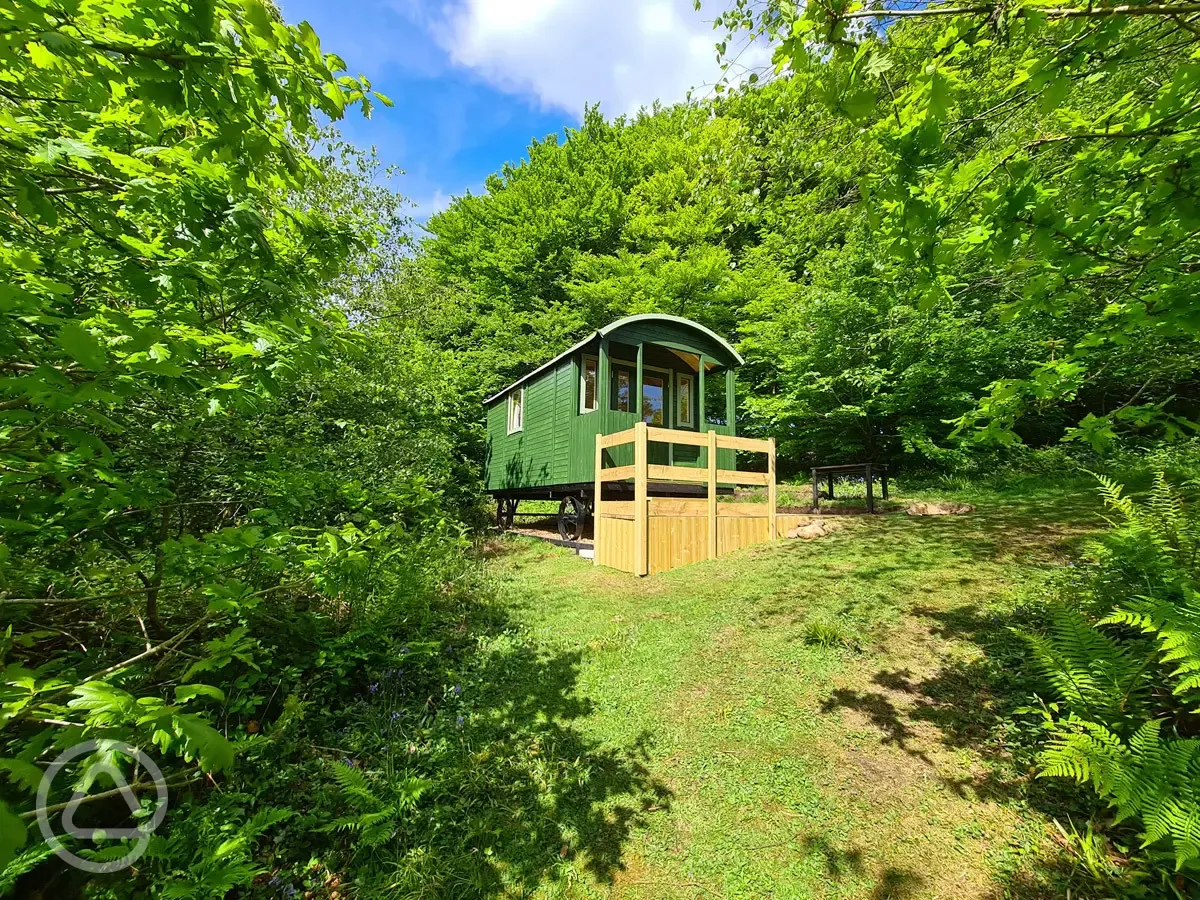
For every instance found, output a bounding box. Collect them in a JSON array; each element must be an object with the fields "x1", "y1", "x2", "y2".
[
  {"x1": 581, "y1": 355, "x2": 598, "y2": 413},
  {"x1": 507, "y1": 388, "x2": 524, "y2": 434}
]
